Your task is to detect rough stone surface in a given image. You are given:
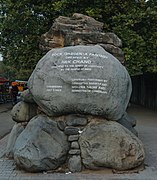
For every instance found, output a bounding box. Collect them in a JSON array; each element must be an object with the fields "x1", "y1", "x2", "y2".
[
  {"x1": 20, "y1": 89, "x2": 36, "y2": 103},
  {"x1": 71, "y1": 141, "x2": 80, "y2": 149},
  {"x1": 11, "y1": 101, "x2": 38, "y2": 122},
  {"x1": 79, "y1": 119, "x2": 145, "y2": 170},
  {"x1": 64, "y1": 127, "x2": 80, "y2": 135},
  {"x1": 68, "y1": 135, "x2": 79, "y2": 142},
  {"x1": 39, "y1": 13, "x2": 124, "y2": 63},
  {"x1": 13, "y1": 115, "x2": 69, "y2": 172},
  {"x1": 68, "y1": 155, "x2": 82, "y2": 172},
  {"x1": 66, "y1": 114, "x2": 88, "y2": 126},
  {"x1": 28, "y1": 45, "x2": 131, "y2": 120},
  {"x1": 125, "y1": 112, "x2": 136, "y2": 127},
  {"x1": 117, "y1": 112, "x2": 138, "y2": 136},
  {"x1": 99, "y1": 43, "x2": 124, "y2": 64},
  {"x1": 5, "y1": 123, "x2": 25, "y2": 158},
  {"x1": 69, "y1": 149, "x2": 81, "y2": 155},
  {"x1": 57, "y1": 120, "x2": 66, "y2": 131}
]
